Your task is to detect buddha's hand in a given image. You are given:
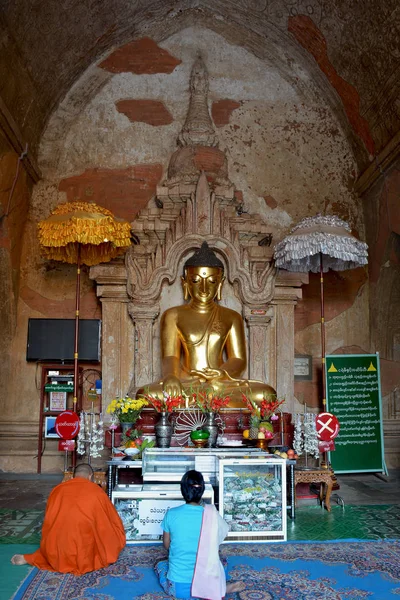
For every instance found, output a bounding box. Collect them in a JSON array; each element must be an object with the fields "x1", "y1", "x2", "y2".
[
  {"x1": 190, "y1": 367, "x2": 231, "y2": 382},
  {"x1": 188, "y1": 369, "x2": 209, "y2": 383},
  {"x1": 162, "y1": 376, "x2": 182, "y2": 397}
]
